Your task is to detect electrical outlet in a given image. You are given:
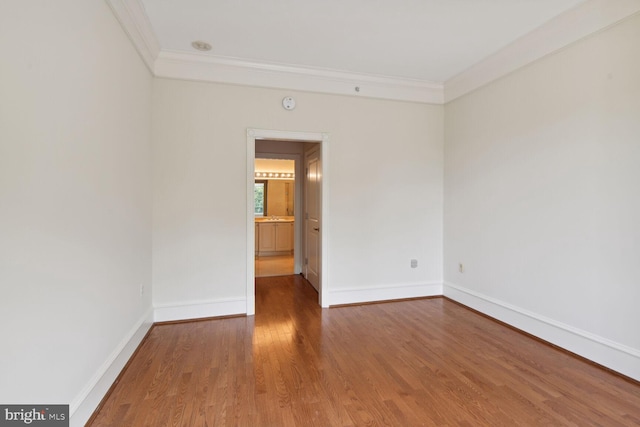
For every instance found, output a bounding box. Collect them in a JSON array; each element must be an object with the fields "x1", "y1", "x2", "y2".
[
  {"x1": 458, "y1": 263, "x2": 464, "y2": 273},
  {"x1": 411, "y1": 259, "x2": 418, "y2": 268},
  {"x1": 140, "y1": 283, "x2": 145, "y2": 297}
]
